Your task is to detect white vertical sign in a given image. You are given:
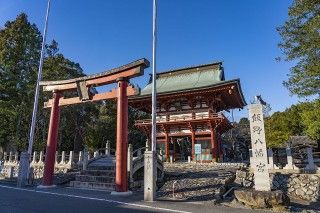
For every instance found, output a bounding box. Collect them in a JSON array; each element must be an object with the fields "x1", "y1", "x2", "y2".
[{"x1": 248, "y1": 104, "x2": 271, "y2": 191}]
